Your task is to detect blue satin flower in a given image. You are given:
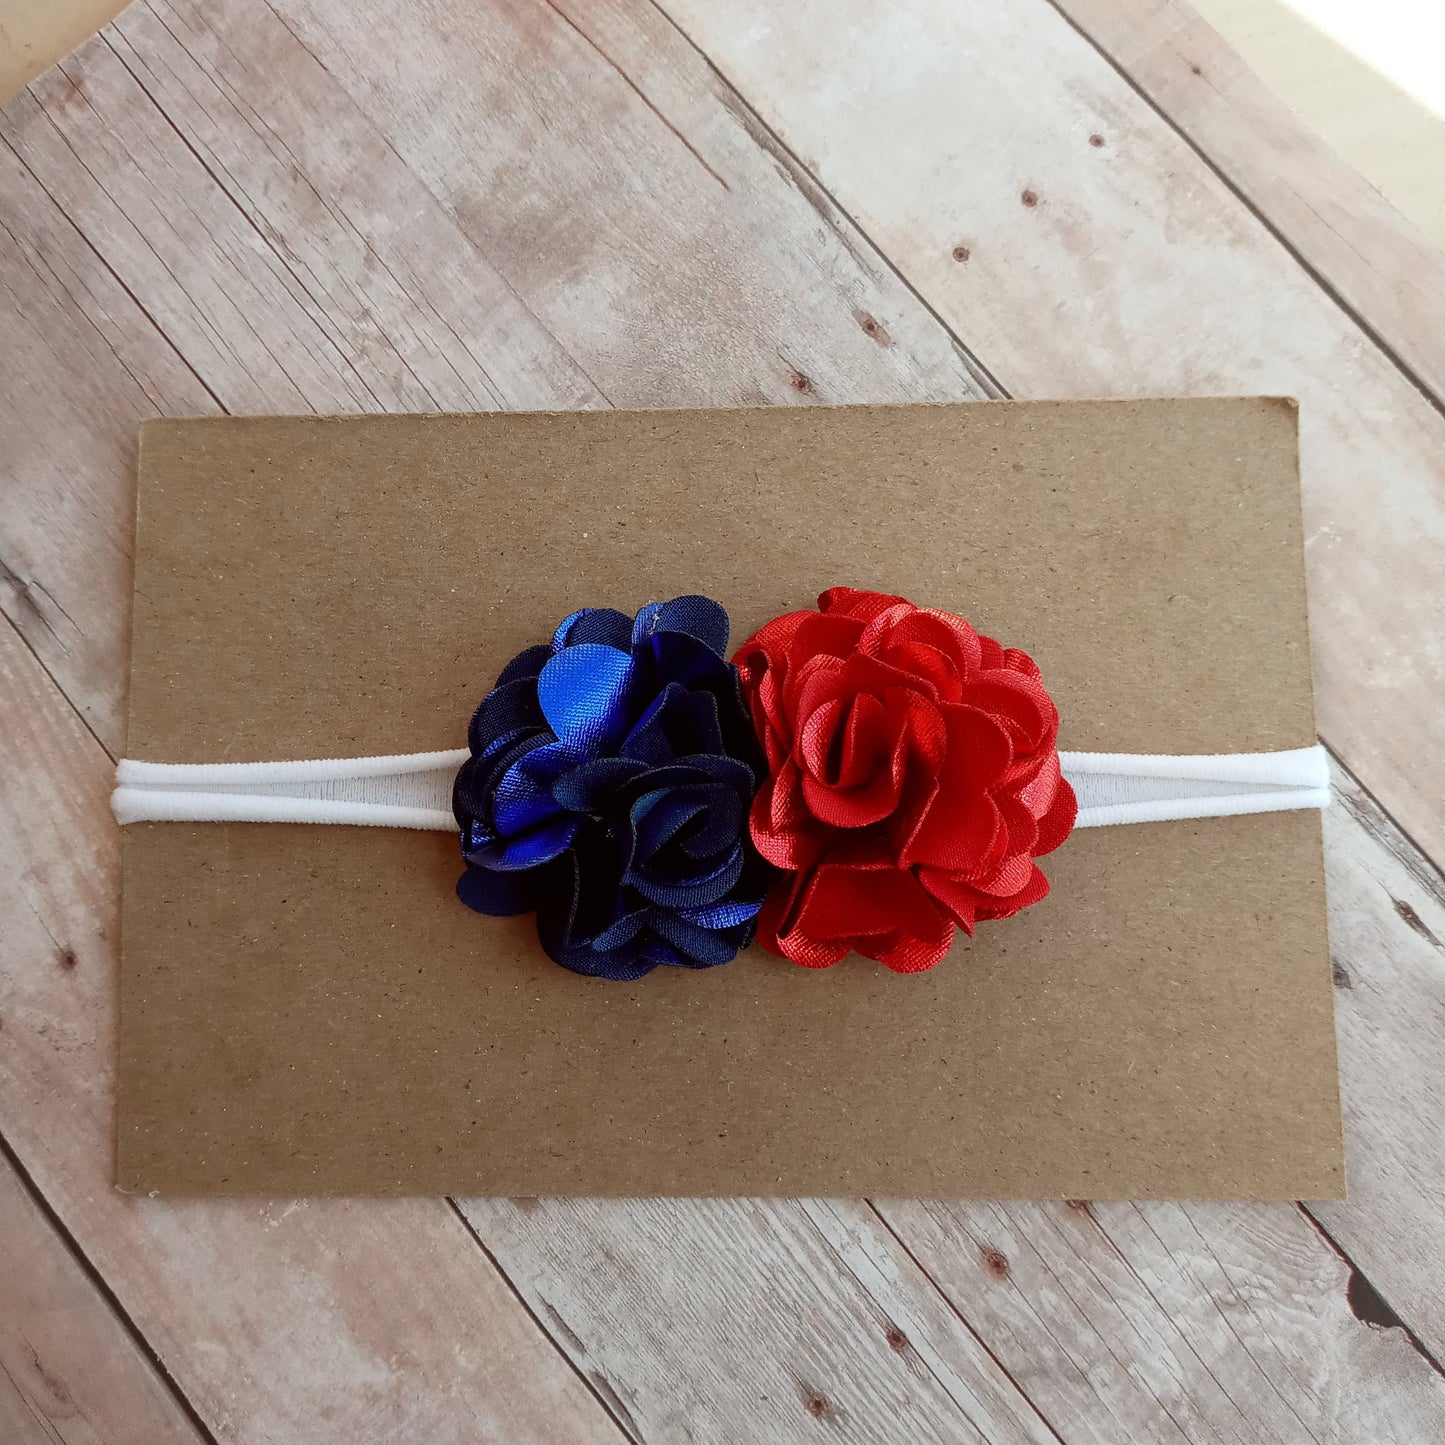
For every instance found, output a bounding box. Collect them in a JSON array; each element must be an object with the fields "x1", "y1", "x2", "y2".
[{"x1": 453, "y1": 596, "x2": 772, "y2": 980}]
